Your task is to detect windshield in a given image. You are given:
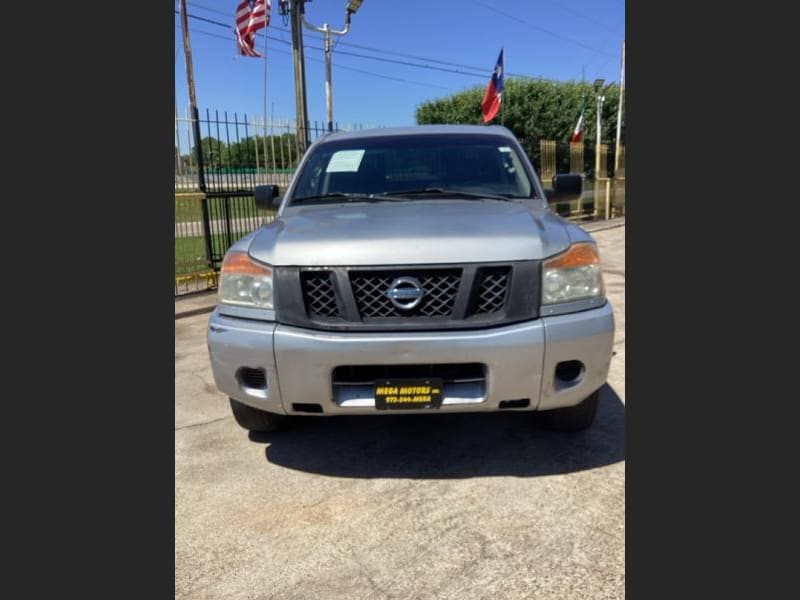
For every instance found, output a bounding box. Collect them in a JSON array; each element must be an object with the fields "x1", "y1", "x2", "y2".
[{"x1": 290, "y1": 133, "x2": 536, "y2": 203}]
